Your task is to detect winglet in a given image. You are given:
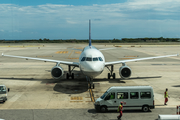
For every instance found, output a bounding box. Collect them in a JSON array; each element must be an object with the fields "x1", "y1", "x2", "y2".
[
  {"x1": 89, "y1": 19, "x2": 91, "y2": 47},
  {"x1": 177, "y1": 53, "x2": 179, "y2": 56},
  {"x1": 2, "y1": 53, "x2": 4, "y2": 56}
]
